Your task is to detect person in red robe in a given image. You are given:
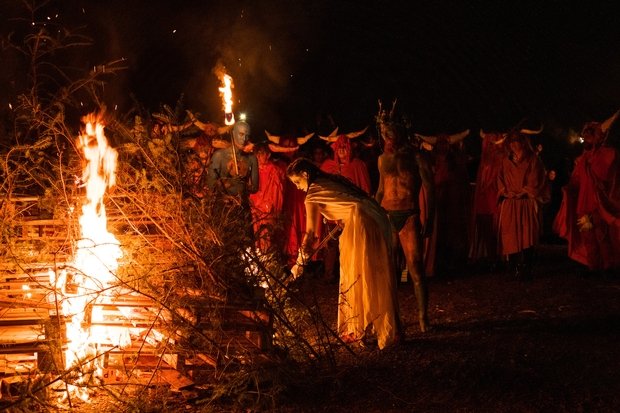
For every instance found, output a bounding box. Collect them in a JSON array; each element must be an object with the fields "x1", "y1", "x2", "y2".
[
  {"x1": 469, "y1": 126, "x2": 543, "y2": 269},
  {"x1": 554, "y1": 113, "x2": 620, "y2": 273},
  {"x1": 468, "y1": 130, "x2": 507, "y2": 266},
  {"x1": 265, "y1": 131, "x2": 314, "y2": 267},
  {"x1": 249, "y1": 142, "x2": 286, "y2": 253},
  {"x1": 416, "y1": 130, "x2": 470, "y2": 277},
  {"x1": 319, "y1": 131, "x2": 372, "y2": 194},
  {"x1": 497, "y1": 131, "x2": 549, "y2": 280},
  {"x1": 318, "y1": 130, "x2": 371, "y2": 282}
]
